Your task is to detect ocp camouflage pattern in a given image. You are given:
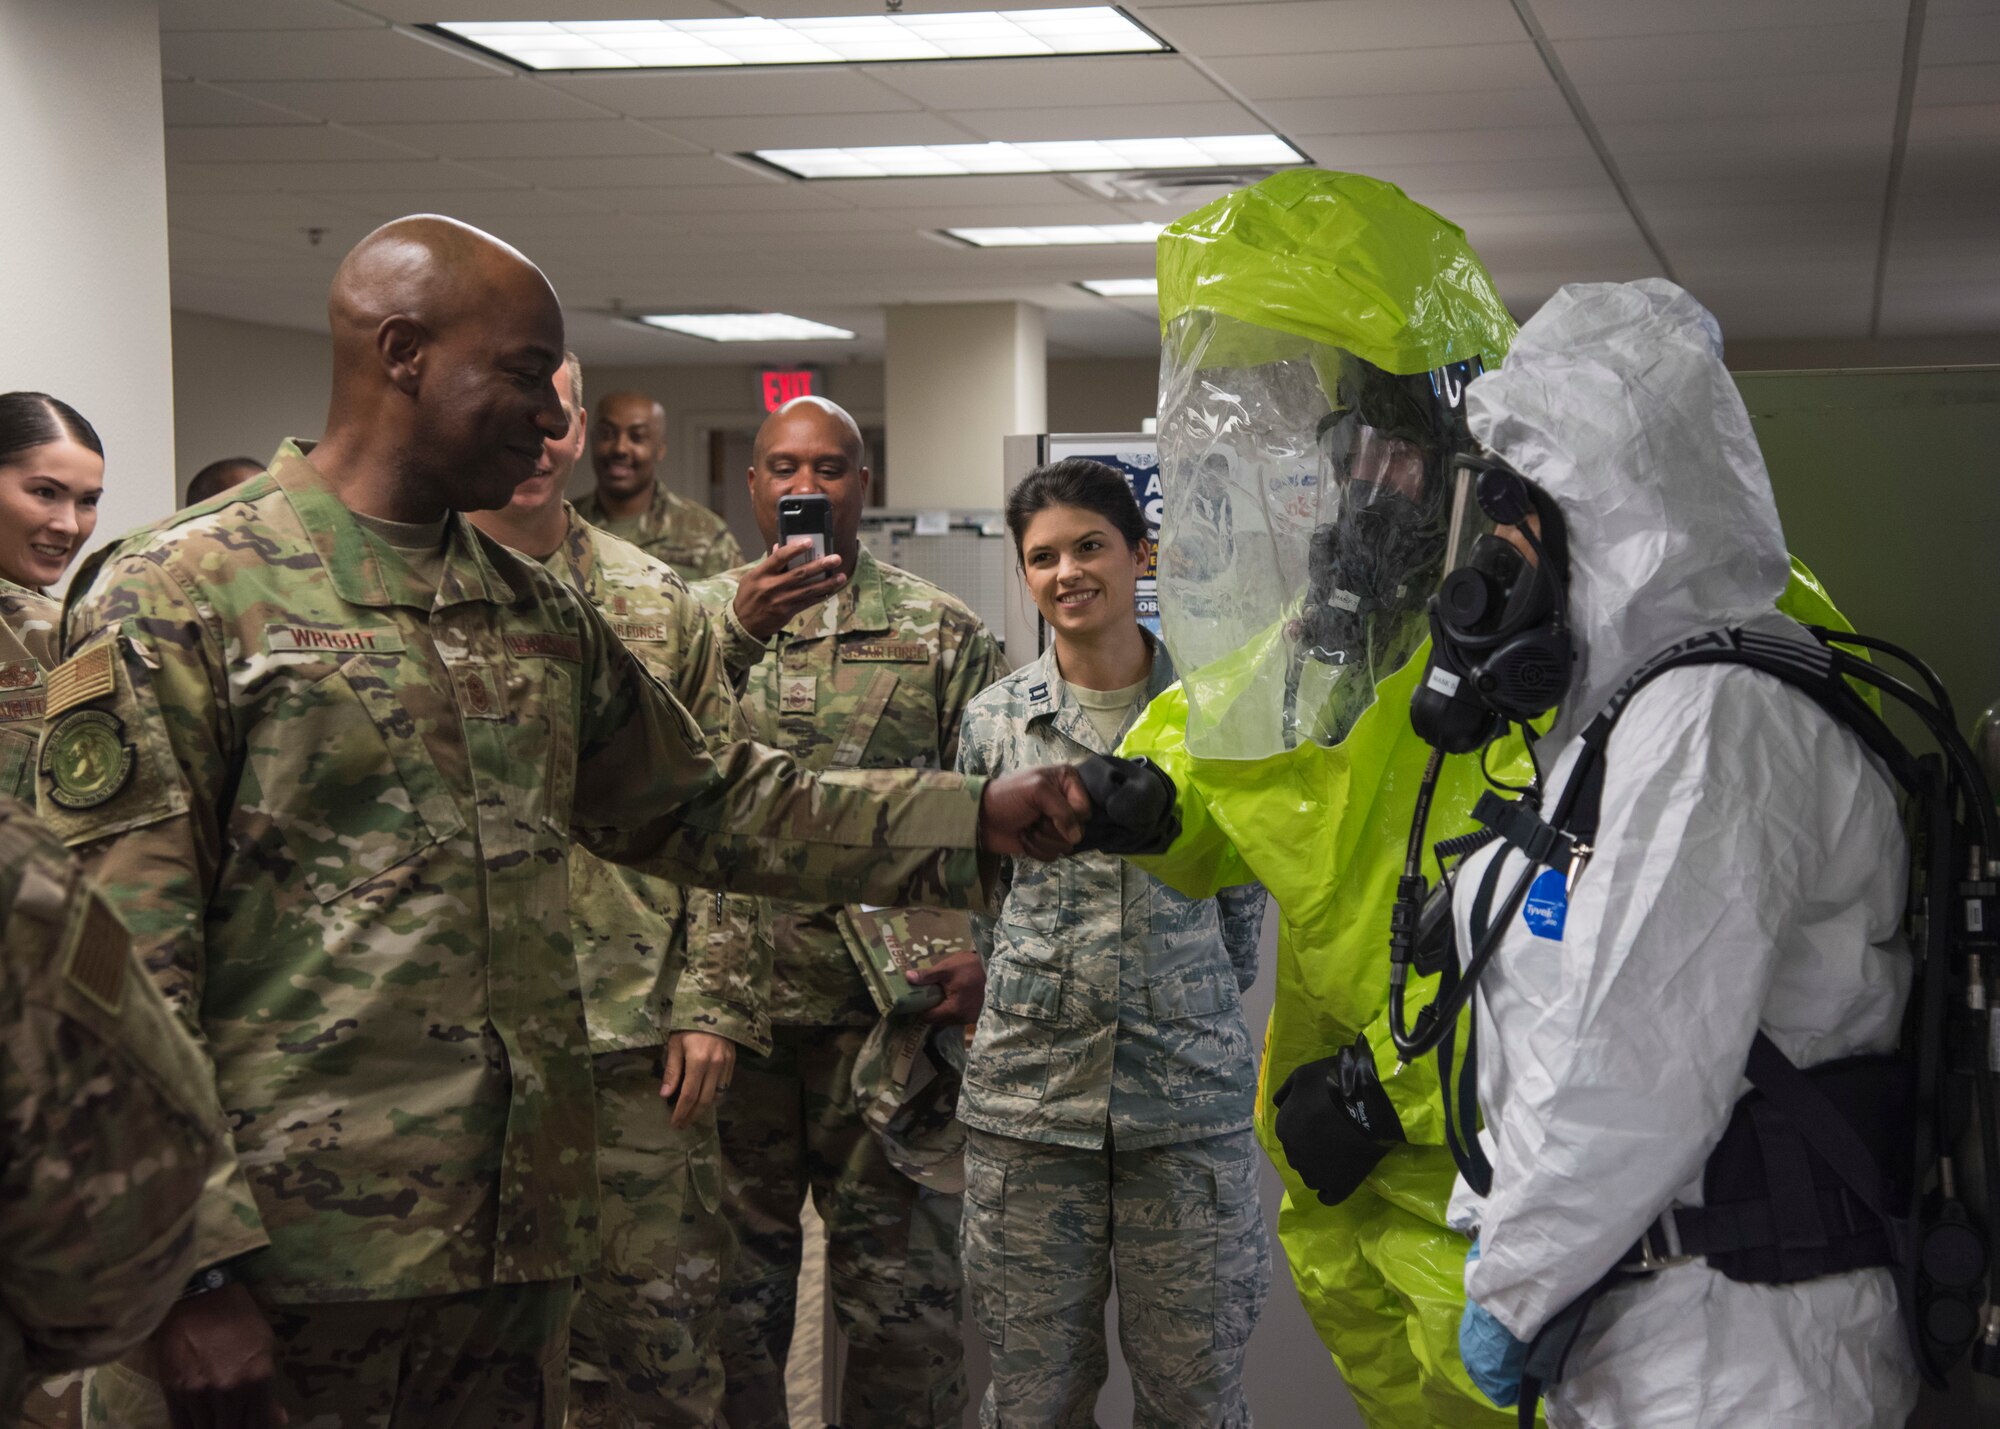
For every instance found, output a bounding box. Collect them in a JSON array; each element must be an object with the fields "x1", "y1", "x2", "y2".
[
  {"x1": 39, "y1": 441, "x2": 993, "y2": 1304},
  {"x1": 0, "y1": 579, "x2": 60, "y2": 803},
  {"x1": 552, "y1": 506, "x2": 767, "y2": 1055},
  {"x1": 693, "y1": 547, "x2": 1001, "y2": 1026},
  {"x1": 955, "y1": 638, "x2": 1268, "y2": 1150},
  {"x1": 0, "y1": 797, "x2": 218, "y2": 1416},
  {"x1": 577, "y1": 482, "x2": 744, "y2": 581}
]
